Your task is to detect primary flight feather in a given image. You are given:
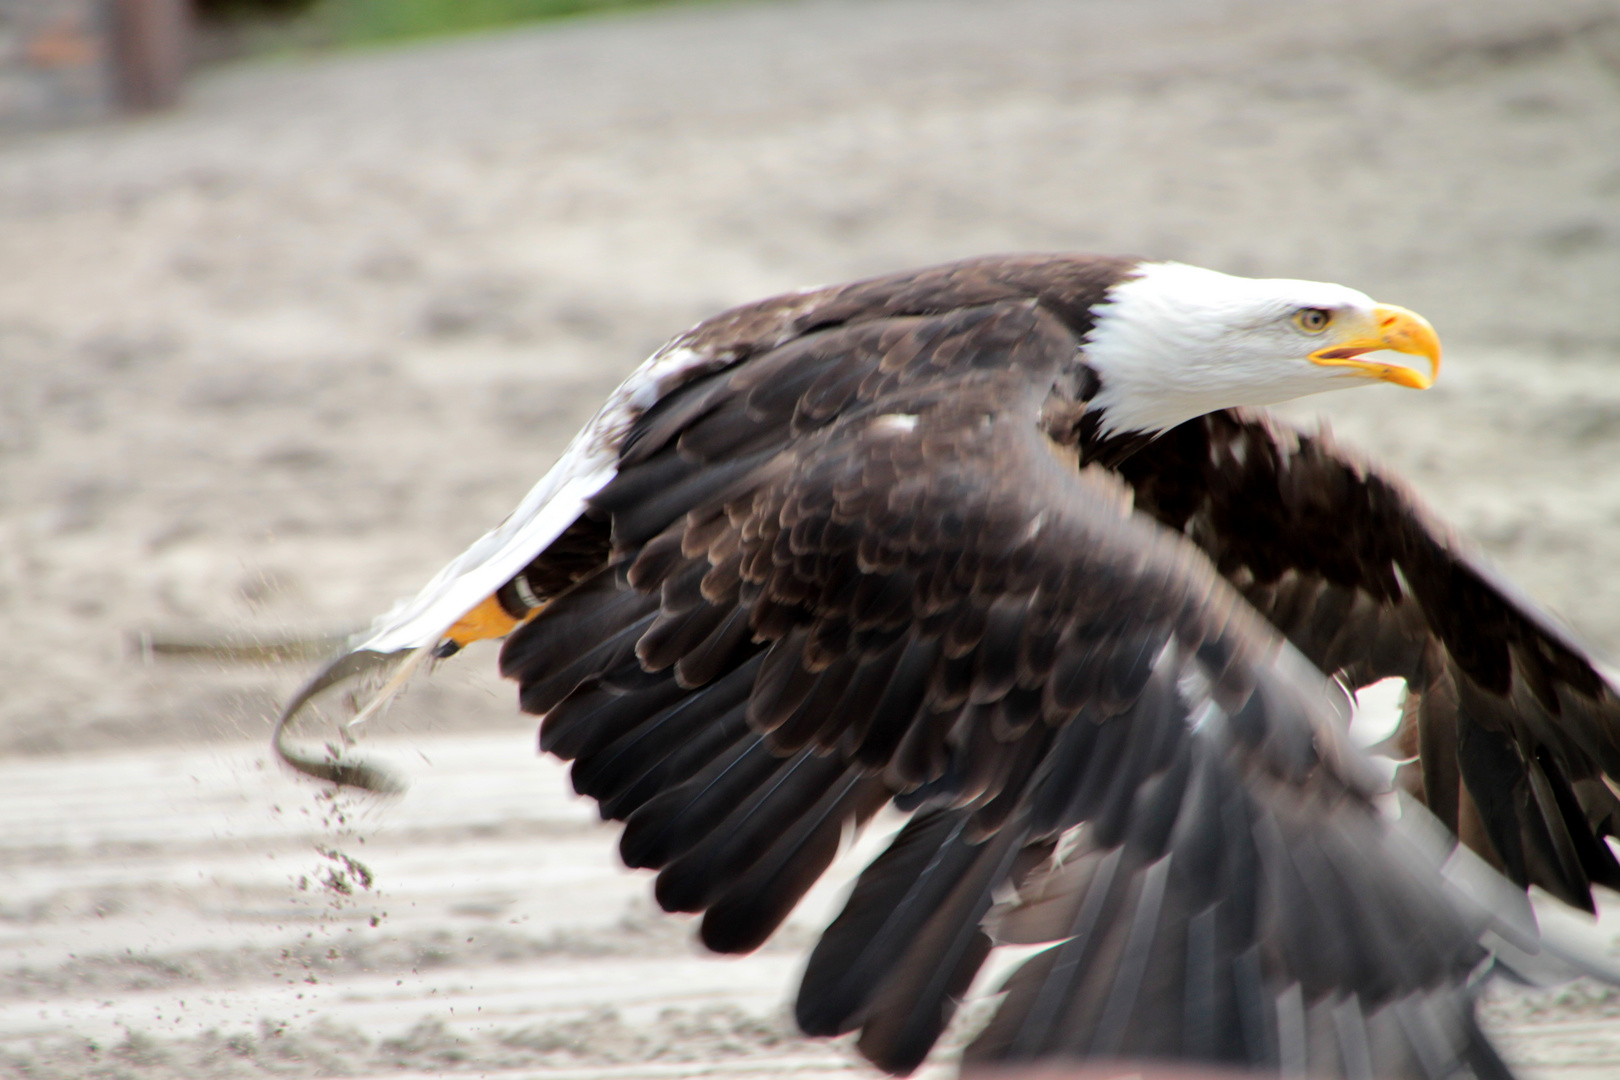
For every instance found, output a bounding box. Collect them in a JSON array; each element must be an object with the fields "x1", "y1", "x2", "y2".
[{"x1": 278, "y1": 254, "x2": 1620, "y2": 1079}]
